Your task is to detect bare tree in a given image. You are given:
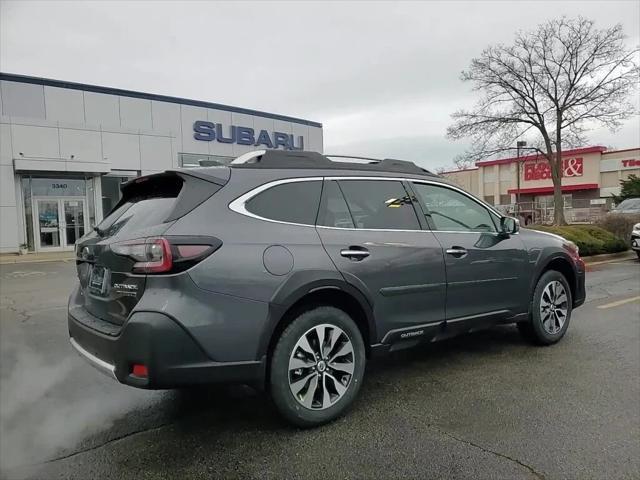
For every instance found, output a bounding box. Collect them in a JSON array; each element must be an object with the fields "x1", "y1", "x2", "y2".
[
  {"x1": 447, "y1": 17, "x2": 639, "y2": 225},
  {"x1": 453, "y1": 157, "x2": 476, "y2": 170}
]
